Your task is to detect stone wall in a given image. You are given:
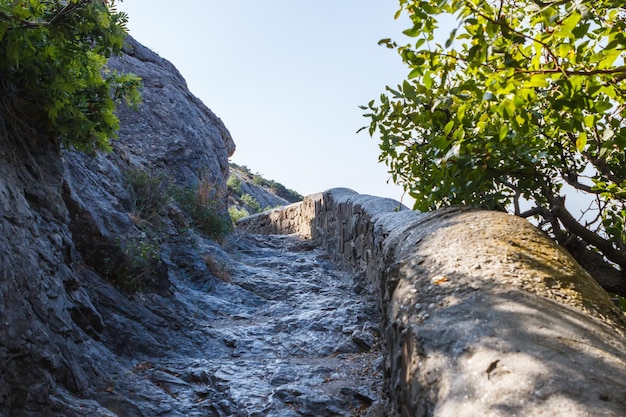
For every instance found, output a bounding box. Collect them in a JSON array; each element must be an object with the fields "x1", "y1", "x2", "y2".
[{"x1": 238, "y1": 188, "x2": 626, "y2": 417}]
